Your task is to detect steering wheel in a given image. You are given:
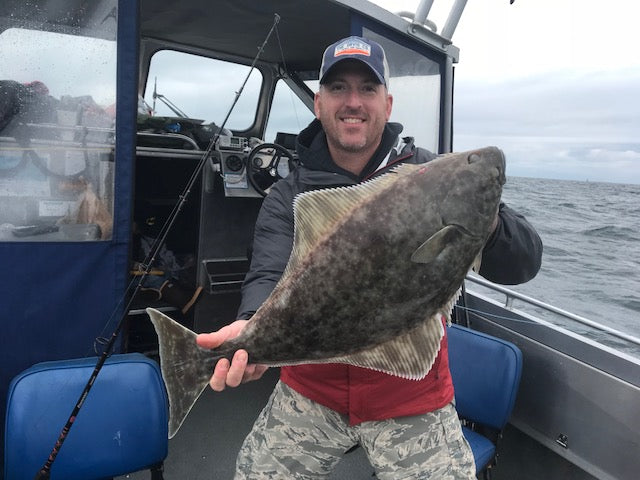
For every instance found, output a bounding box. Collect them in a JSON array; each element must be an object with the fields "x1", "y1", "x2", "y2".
[{"x1": 246, "y1": 142, "x2": 295, "y2": 197}]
